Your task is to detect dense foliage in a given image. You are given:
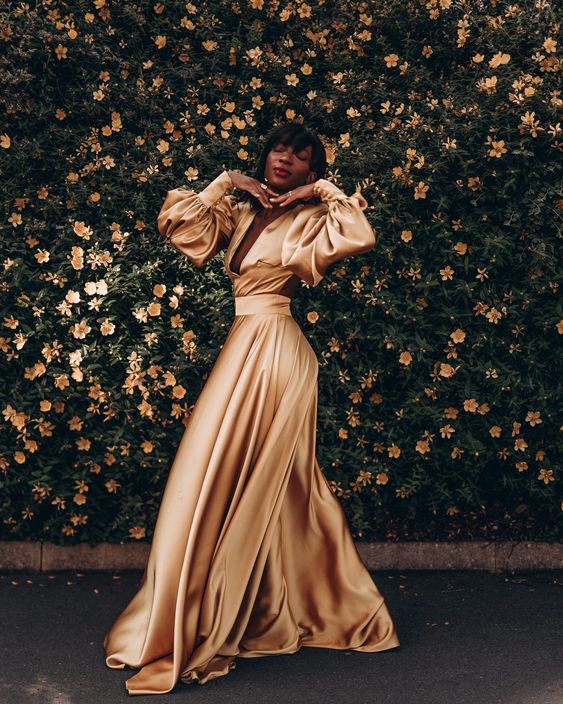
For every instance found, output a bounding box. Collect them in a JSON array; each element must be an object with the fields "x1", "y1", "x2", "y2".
[{"x1": 0, "y1": 0, "x2": 561, "y2": 544}]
